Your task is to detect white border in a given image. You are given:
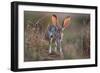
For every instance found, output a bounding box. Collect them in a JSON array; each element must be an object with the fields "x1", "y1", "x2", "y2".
[{"x1": 18, "y1": 5, "x2": 95, "y2": 68}]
